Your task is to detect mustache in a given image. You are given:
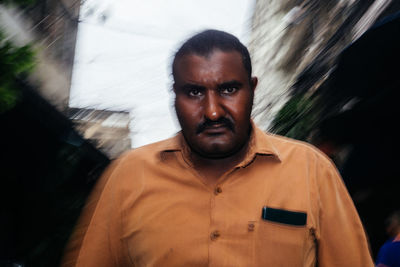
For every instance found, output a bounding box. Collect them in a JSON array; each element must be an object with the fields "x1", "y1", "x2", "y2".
[{"x1": 196, "y1": 117, "x2": 235, "y2": 134}]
